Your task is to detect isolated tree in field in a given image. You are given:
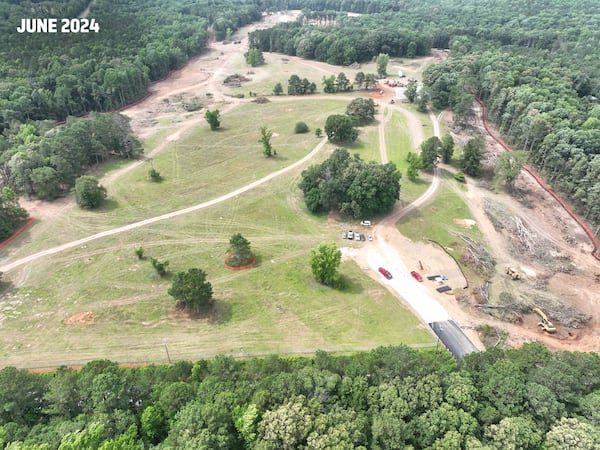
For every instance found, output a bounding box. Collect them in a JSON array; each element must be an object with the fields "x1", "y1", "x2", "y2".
[
  {"x1": 315, "y1": 128, "x2": 322, "y2": 138},
  {"x1": 354, "y1": 71, "x2": 365, "y2": 88},
  {"x1": 420, "y1": 136, "x2": 441, "y2": 170},
  {"x1": 346, "y1": 98, "x2": 376, "y2": 124},
  {"x1": 294, "y1": 122, "x2": 309, "y2": 133},
  {"x1": 405, "y1": 79, "x2": 418, "y2": 103},
  {"x1": 259, "y1": 126, "x2": 275, "y2": 157},
  {"x1": 376, "y1": 53, "x2": 389, "y2": 77},
  {"x1": 227, "y1": 233, "x2": 254, "y2": 267},
  {"x1": 440, "y1": 134, "x2": 455, "y2": 164},
  {"x1": 74, "y1": 176, "x2": 106, "y2": 209},
  {"x1": 310, "y1": 242, "x2": 342, "y2": 286},
  {"x1": 461, "y1": 136, "x2": 484, "y2": 177},
  {"x1": 168, "y1": 268, "x2": 213, "y2": 314},
  {"x1": 0, "y1": 187, "x2": 28, "y2": 241},
  {"x1": 336, "y1": 72, "x2": 351, "y2": 92},
  {"x1": 324, "y1": 114, "x2": 358, "y2": 143},
  {"x1": 245, "y1": 48, "x2": 264, "y2": 67},
  {"x1": 273, "y1": 82, "x2": 283, "y2": 96},
  {"x1": 204, "y1": 109, "x2": 221, "y2": 130},
  {"x1": 495, "y1": 151, "x2": 526, "y2": 191},
  {"x1": 148, "y1": 168, "x2": 162, "y2": 182}
]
